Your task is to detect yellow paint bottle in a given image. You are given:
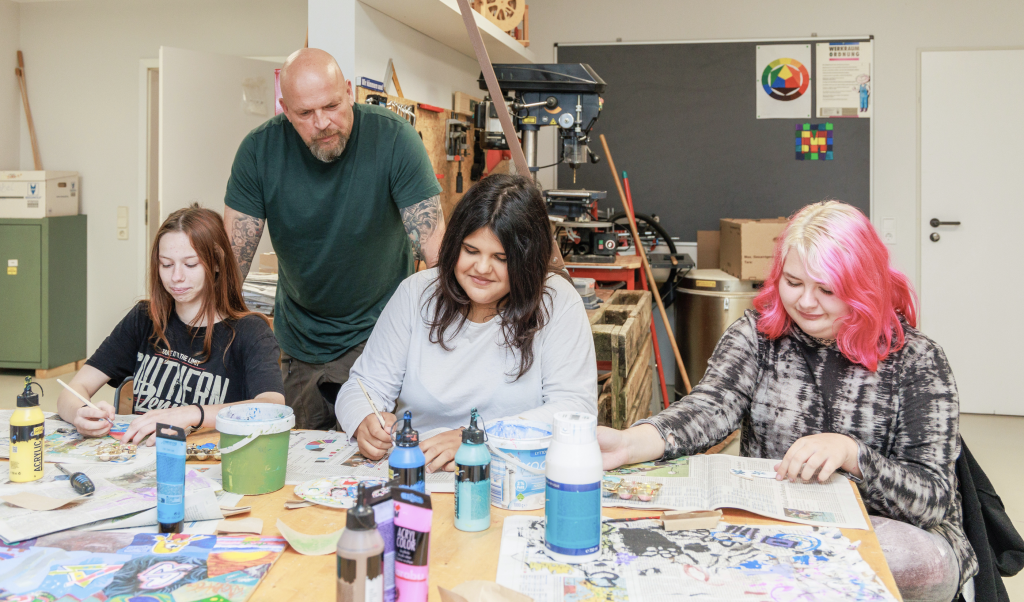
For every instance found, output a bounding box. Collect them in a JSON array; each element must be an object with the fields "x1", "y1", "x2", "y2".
[{"x1": 10, "y1": 377, "x2": 45, "y2": 482}]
